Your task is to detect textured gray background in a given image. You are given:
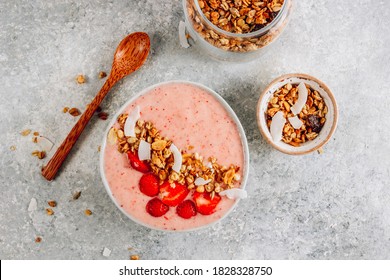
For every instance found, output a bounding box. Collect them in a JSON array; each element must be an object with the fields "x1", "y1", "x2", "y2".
[{"x1": 1, "y1": 0, "x2": 389, "y2": 260}]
